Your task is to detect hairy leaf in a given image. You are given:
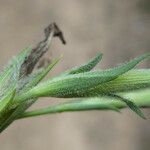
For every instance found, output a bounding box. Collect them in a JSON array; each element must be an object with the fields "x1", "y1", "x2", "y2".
[
  {"x1": 0, "y1": 90, "x2": 15, "y2": 115},
  {"x1": 85, "y1": 69, "x2": 150, "y2": 96},
  {"x1": 0, "y1": 56, "x2": 62, "y2": 132},
  {"x1": 0, "y1": 47, "x2": 32, "y2": 95},
  {"x1": 67, "y1": 53, "x2": 103, "y2": 74},
  {"x1": 16, "y1": 53, "x2": 150, "y2": 101},
  {"x1": 19, "y1": 89, "x2": 150, "y2": 119},
  {"x1": 107, "y1": 94, "x2": 145, "y2": 119}
]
